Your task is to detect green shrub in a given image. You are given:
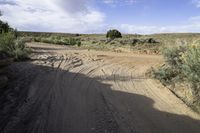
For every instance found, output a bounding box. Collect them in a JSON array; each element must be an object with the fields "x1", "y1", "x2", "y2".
[
  {"x1": 0, "y1": 14, "x2": 29, "y2": 61},
  {"x1": 144, "y1": 38, "x2": 157, "y2": 43},
  {"x1": 34, "y1": 37, "x2": 41, "y2": 42},
  {"x1": 13, "y1": 48, "x2": 29, "y2": 61},
  {"x1": 131, "y1": 39, "x2": 141, "y2": 45},
  {"x1": 64, "y1": 38, "x2": 69, "y2": 44},
  {"x1": 153, "y1": 65, "x2": 180, "y2": 85},
  {"x1": 154, "y1": 45, "x2": 200, "y2": 110},
  {"x1": 163, "y1": 46, "x2": 186, "y2": 67},
  {"x1": 77, "y1": 41, "x2": 81, "y2": 47},
  {"x1": 34, "y1": 36, "x2": 82, "y2": 46},
  {"x1": 69, "y1": 38, "x2": 76, "y2": 45},
  {"x1": 0, "y1": 33, "x2": 29, "y2": 60},
  {"x1": 0, "y1": 33, "x2": 16, "y2": 55},
  {"x1": 106, "y1": 29, "x2": 122, "y2": 39},
  {"x1": 181, "y1": 45, "x2": 200, "y2": 95},
  {"x1": 56, "y1": 36, "x2": 61, "y2": 40},
  {"x1": 154, "y1": 46, "x2": 190, "y2": 84},
  {"x1": 0, "y1": 21, "x2": 12, "y2": 34}
]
